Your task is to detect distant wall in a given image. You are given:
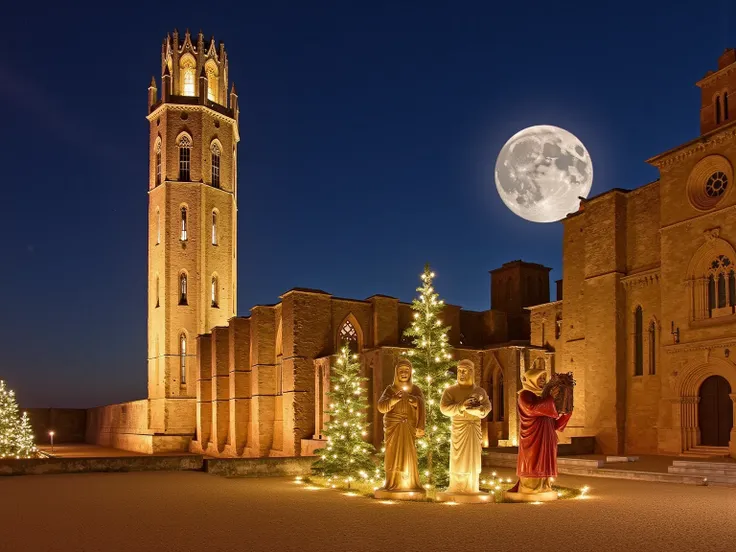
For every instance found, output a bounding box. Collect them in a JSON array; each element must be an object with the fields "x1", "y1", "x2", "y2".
[{"x1": 23, "y1": 408, "x2": 87, "y2": 444}]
